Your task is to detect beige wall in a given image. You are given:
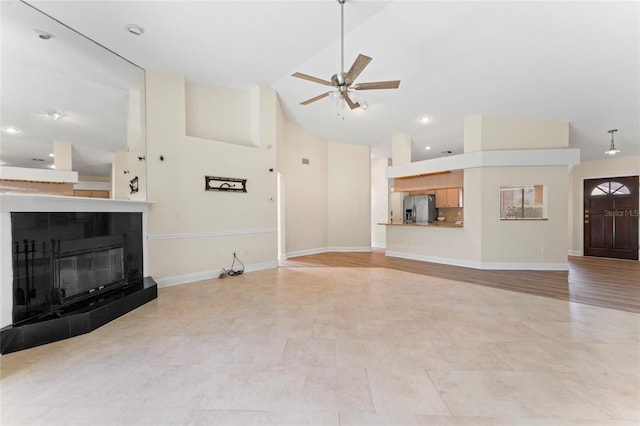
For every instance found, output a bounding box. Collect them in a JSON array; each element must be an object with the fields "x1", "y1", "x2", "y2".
[
  {"x1": 328, "y1": 142, "x2": 371, "y2": 249},
  {"x1": 185, "y1": 84, "x2": 252, "y2": 146},
  {"x1": 473, "y1": 115, "x2": 569, "y2": 267},
  {"x1": 478, "y1": 166, "x2": 569, "y2": 265},
  {"x1": 371, "y1": 158, "x2": 390, "y2": 248},
  {"x1": 280, "y1": 119, "x2": 328, "y2": 255},
  {"x1": 569, "y1": 155, "x2": 640, "y2": 256},
  {"x1": 475, "y1": 115, "x2": 569, "y2": 150},
  {"x1": 387, "y1": 114, "x2": 572, "y2": 269},
  {"x1": 145, "y1": 71, "x2": 373, "y2": 280},
  {"x1": 145, "y1": 72, "x2": 277, "y2": 282},
  {"x1": 278, "y1": 120, "x2": 372, "y2": 257}
]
